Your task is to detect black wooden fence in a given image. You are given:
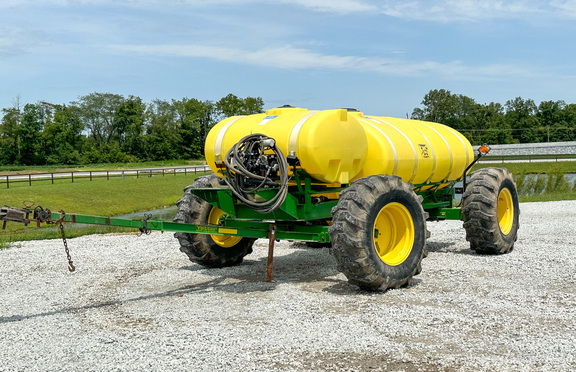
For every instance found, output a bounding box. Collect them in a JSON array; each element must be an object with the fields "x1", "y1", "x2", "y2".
[{"x1": 1, "y1": 165, "x2": 211, "y2": 189}]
